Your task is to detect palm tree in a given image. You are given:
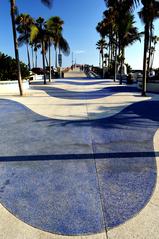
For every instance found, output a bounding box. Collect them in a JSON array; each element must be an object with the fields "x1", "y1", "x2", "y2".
[
  {"x1": 31, "y1": 17, "x2": 48, "y2": 84},
  {"x1": 45, "y1": 17, "x2": 58, "y2": 82},
  {"x1": 98, "y1": 0, "x2": 140, "y2": 81},
  {"x1": 118, "y1": 14, "x2": 141, "y2": 84},
  {"x1": 104, "y1": 0, "x2": 140, "y2": 10},
  {"x1": 96, "y1": 21, "x2": 110, "y2": 70},
  {"x1": 139, "y1": 0, "x2": 159, "y2": 96},
  {"x1": 30, "y1": 42, "x2": 35, "y2": 68},
  {"x1": 16, "y1": 13, "x2": 34, "y2": 71},
  {"x1": 46, "y1": 16, "x2": 70, "y2": 81},
  {"x1": 96, "y1": 20, "x2": 107, "y2": 39},
  {"x1": 149, "y1": 35, "x2": 159, "y2": 70},
  {"x1": 58, "y1": 35, "x2": 70, "y2": 59},
  {"x1": 43, "y1": 32, "x2": 52, "y2": 81},
  {"x1": 10, "y1": 0, "x2": 53, "y2": 95},
  {"x1": 98, "y1": 8, "x2": 119, "y2": 80},
  {"x1": 96, "y1": 39, "x2": 107, "y2": 78},
  {"x1": 10, "y1": 0, "x2": 23, "y2": 95},
  {"x1": 96, "y1": 45, "x2": 101, "y2": 68},
  {"x1": 46, "y1": 16, "x2": 64, "y2": 68},
  {"x1": 32, "y1": 41, "x2": 41, "y2": 68}
]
